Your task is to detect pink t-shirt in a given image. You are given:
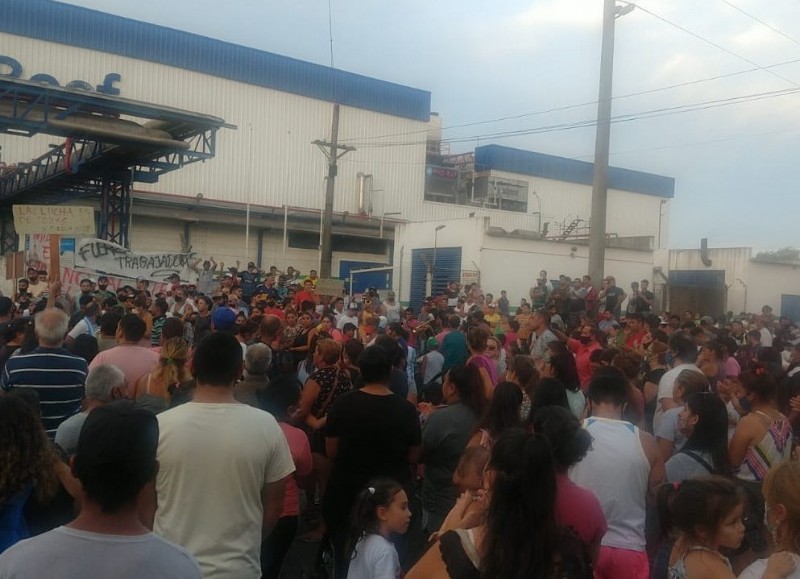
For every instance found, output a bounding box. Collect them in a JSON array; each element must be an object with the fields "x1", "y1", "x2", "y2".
[
  {"x1": 279, "y1": 422, "x2": 313, "y2": 518},
  {"x1": 723, "y1": 356, "x2": 741, "y2": 378},
  {"x1": 555, "y1": 473, "x2": 607, "y2": 553},
  {"x1": 89, "y1": 345, "x2": 160, "y2": 396},
  {"x1": 468, "y1": 354, "x2": 499, "y2": 388}
]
